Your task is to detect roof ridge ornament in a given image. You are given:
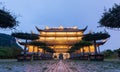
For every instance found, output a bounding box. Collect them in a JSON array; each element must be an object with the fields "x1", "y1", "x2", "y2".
[
  {"x1": 59, "y1": 26, "x2": 64, "y2": 29},
  {"x1": 73, "y1": 26, "x2": 78, "y2": 29},
  {"x1": 45, "y1": 26, "x2": 49, "y2": 30}
]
